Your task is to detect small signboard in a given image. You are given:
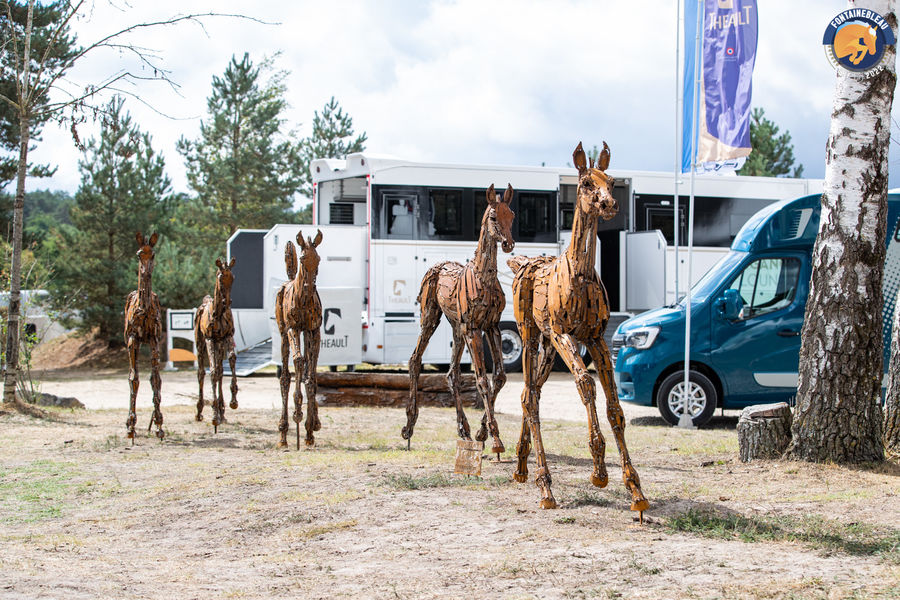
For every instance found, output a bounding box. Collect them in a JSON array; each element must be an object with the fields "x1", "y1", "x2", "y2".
[
  {"x1": 169, "y1": 311, "x2": 194, "y2": 331},
  {"x1": 454, "y1": 440, "x2": 484, "y2": 477}
]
